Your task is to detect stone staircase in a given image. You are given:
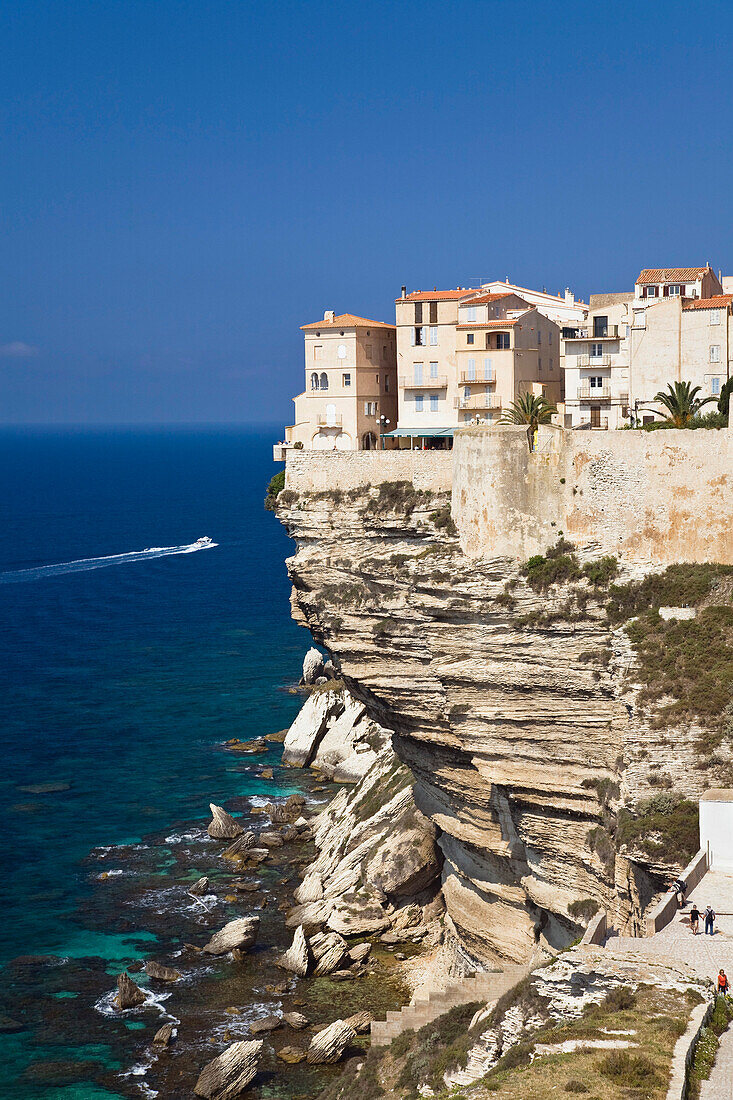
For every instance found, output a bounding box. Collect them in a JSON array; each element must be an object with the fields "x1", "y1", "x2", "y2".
[{"x1": 370, "y1": 963, "x2": 530, "y2": 1046}]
